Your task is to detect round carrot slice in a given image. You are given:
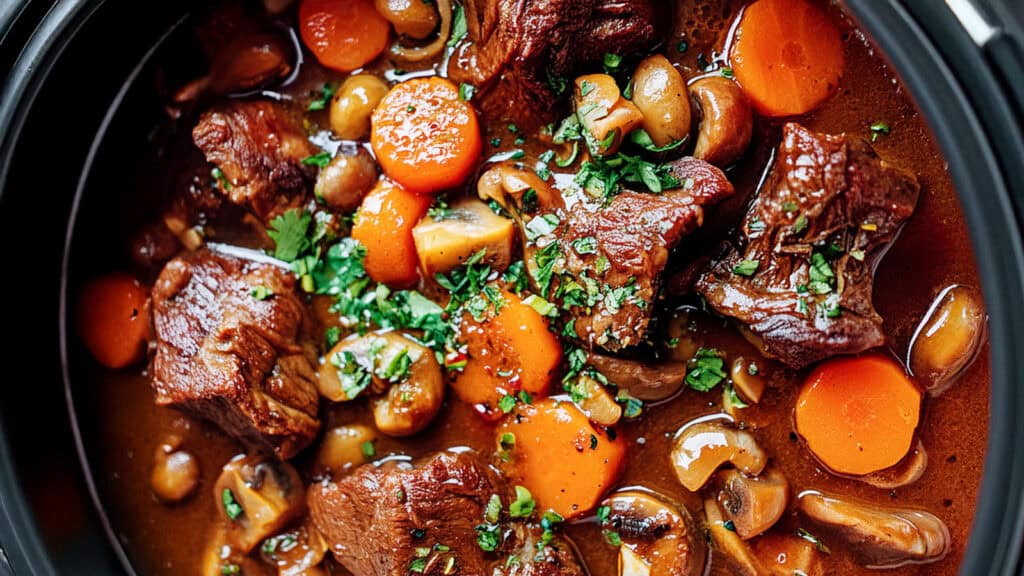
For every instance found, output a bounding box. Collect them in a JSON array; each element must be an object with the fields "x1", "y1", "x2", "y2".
[
  {"x1": 351, "y1": 178, "x2": 431, "y2": 287},
  {"x1": 77, "y1": 273, "x2": 151, "y2": 369},
  {"x1": 299, "y1": 0, "x2": 390, "y2": 72},
  {"x1": 452, "y1": 291, "x2": 562, "y2": 417},
  {"x1": 371, "y1": 77, "x2": 482, "y2": 195},
  {"x1": 497, "y1": 399, "x2": 625, "y2": 519},
  {"x1": 795, "y1": 354, "x2": 922, "y2": 476},
  {"x1": 730, "y1": 0, "x2": 845, "y2": 116}
]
